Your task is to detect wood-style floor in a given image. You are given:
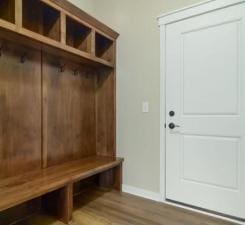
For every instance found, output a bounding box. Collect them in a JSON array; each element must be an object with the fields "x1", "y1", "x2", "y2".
[{"x1": 18, "y1": 188, "x2": 238, "y2": 225}]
